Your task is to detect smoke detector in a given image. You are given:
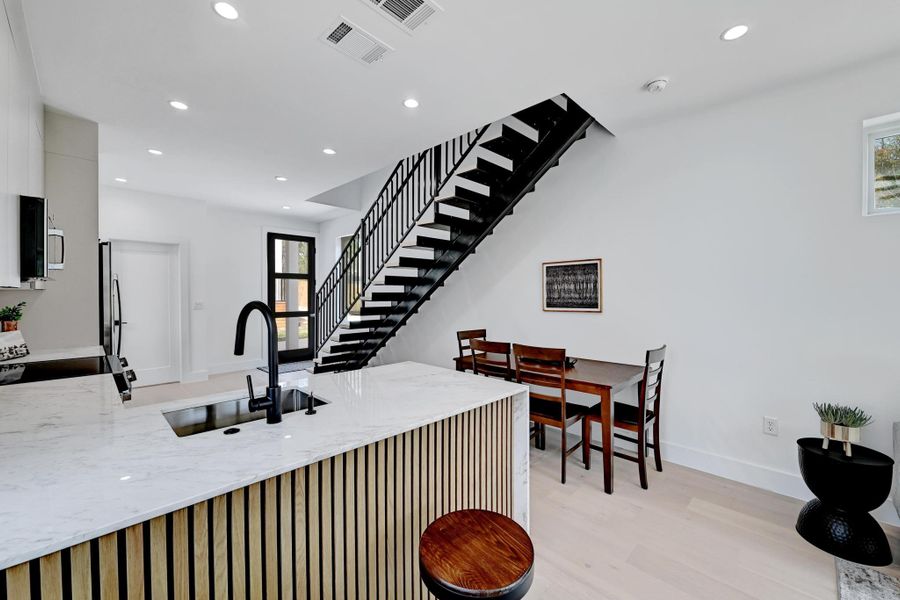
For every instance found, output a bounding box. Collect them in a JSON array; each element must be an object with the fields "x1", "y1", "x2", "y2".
[{"x1": 645, "y1": 78, "x2": 669, "y2": 93}]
